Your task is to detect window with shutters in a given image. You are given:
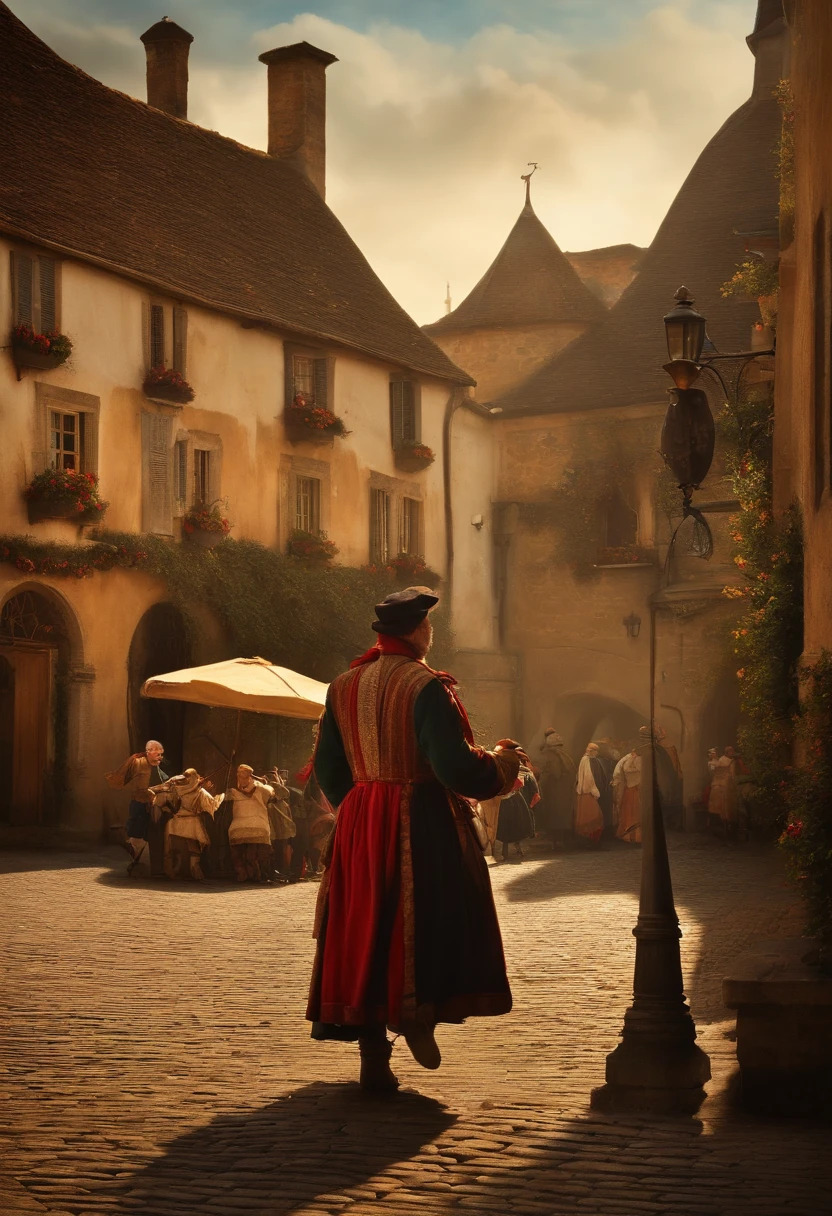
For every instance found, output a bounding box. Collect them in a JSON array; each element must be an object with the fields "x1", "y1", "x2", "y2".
[
  {"x1": 174, "y1": 440, "x2": 188, "y2": 513},
  {"x1": 399, "y1": 497, "x2": 421, "y2": 556},
  {"x1": 150, "y1": 304, "x2": 165, "y2": 368},
  {"x1": 291, "y1": 353, "x2": 329, "y2": 407},
  {"x1": 11, "y1": 251, "x2": 59, "y2": 333},
  {"x1": 142, "y1": 301, "x2": 188, "y2": 374},
  {"x1": 285, "y1": 345, "x2": 332, "y2": 412},
  {"x1": 370, "y1": 488, "x2": 391, "y2": 565},
  {"x1": 50, "y1": 410, "x2": 83, "y2": 472},
  {"x1": 35, "y1": 385, "x2": 100, "y2": 477},
  {"x1": 295, "y1": 476, "x2": 321, "y2": 534},
  {"x1": 141, "y1": 412, "x2": 174, "y2": 534},
  {"x1": 193, "y1": 449, "x2": 210, "y2": 506},
  {"x1": 390, "y1": 379, "x2": 420, "y2": 448}
]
